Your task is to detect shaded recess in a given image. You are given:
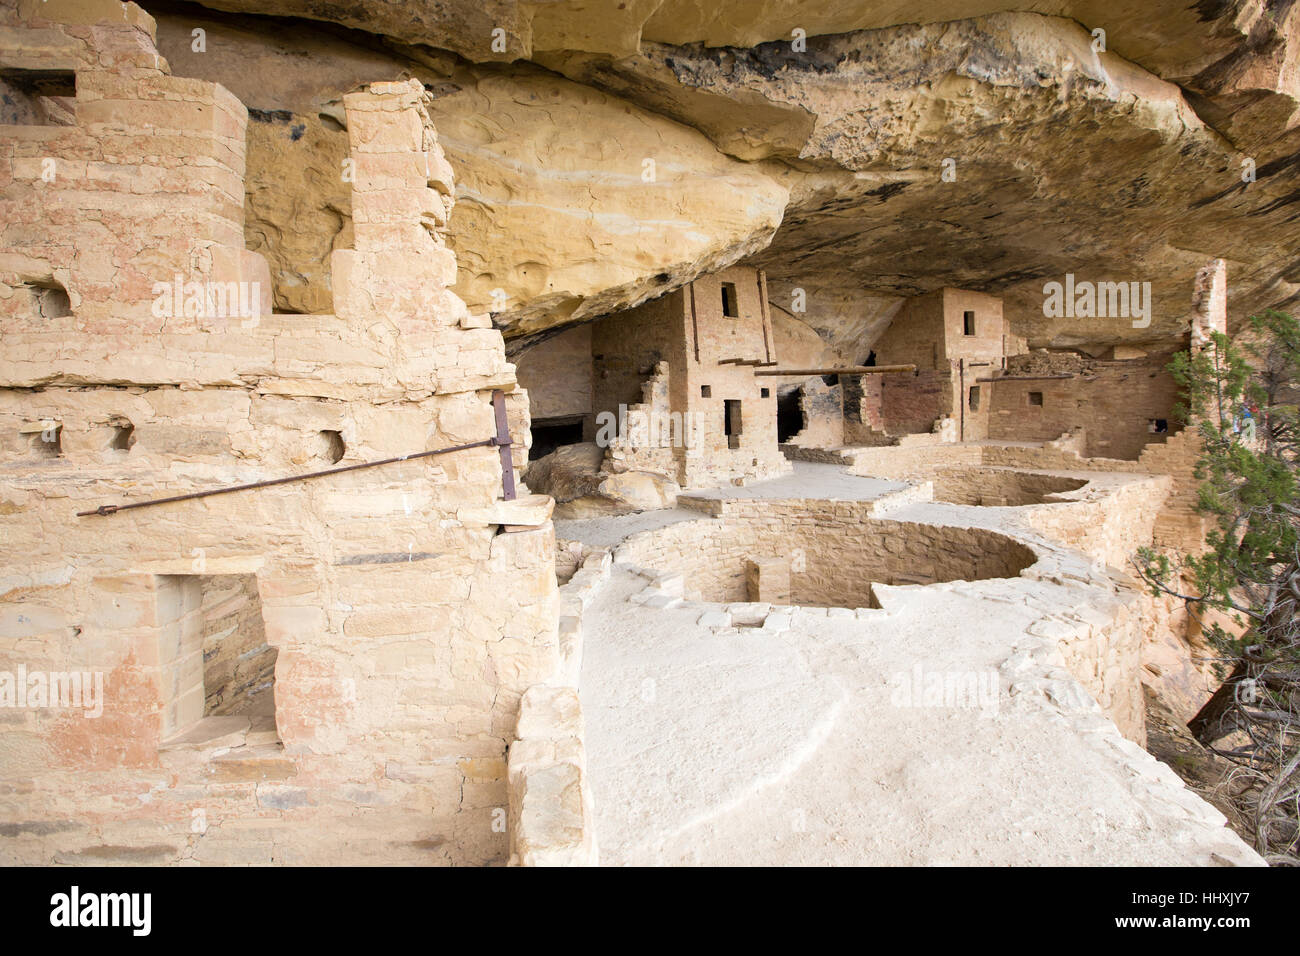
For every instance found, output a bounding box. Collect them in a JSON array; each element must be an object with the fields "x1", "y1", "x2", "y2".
[{"x1": 930, "y1": 469, "x2": 1089, "y2": 507}]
